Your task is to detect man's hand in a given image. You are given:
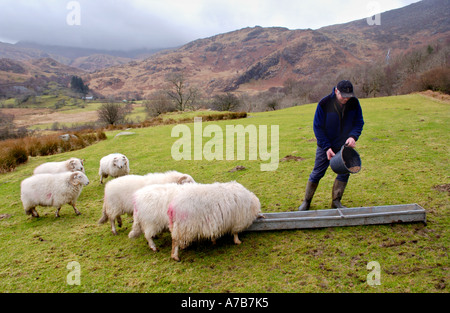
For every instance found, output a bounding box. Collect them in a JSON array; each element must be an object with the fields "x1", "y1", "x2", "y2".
[
  {"x1": 345, "y1": 137, "x2": 356, "y2": 148},
  {"x1": 326, "y1": 148, "x2": 335, "y2": 160}
]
